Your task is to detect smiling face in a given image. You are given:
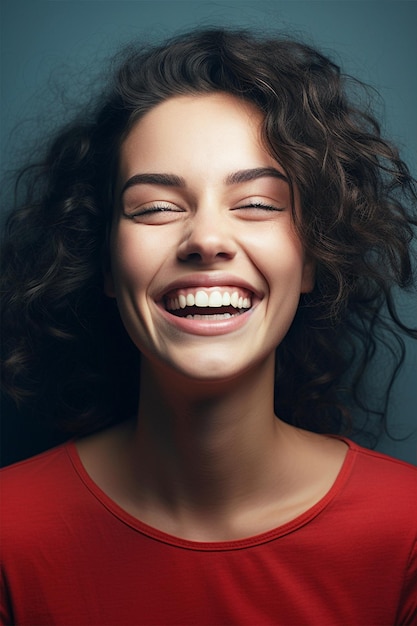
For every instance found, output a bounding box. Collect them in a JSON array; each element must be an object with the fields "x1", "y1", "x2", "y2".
[{"x1": 106, "y1": 93, "x2": 314, "y2": 382}]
